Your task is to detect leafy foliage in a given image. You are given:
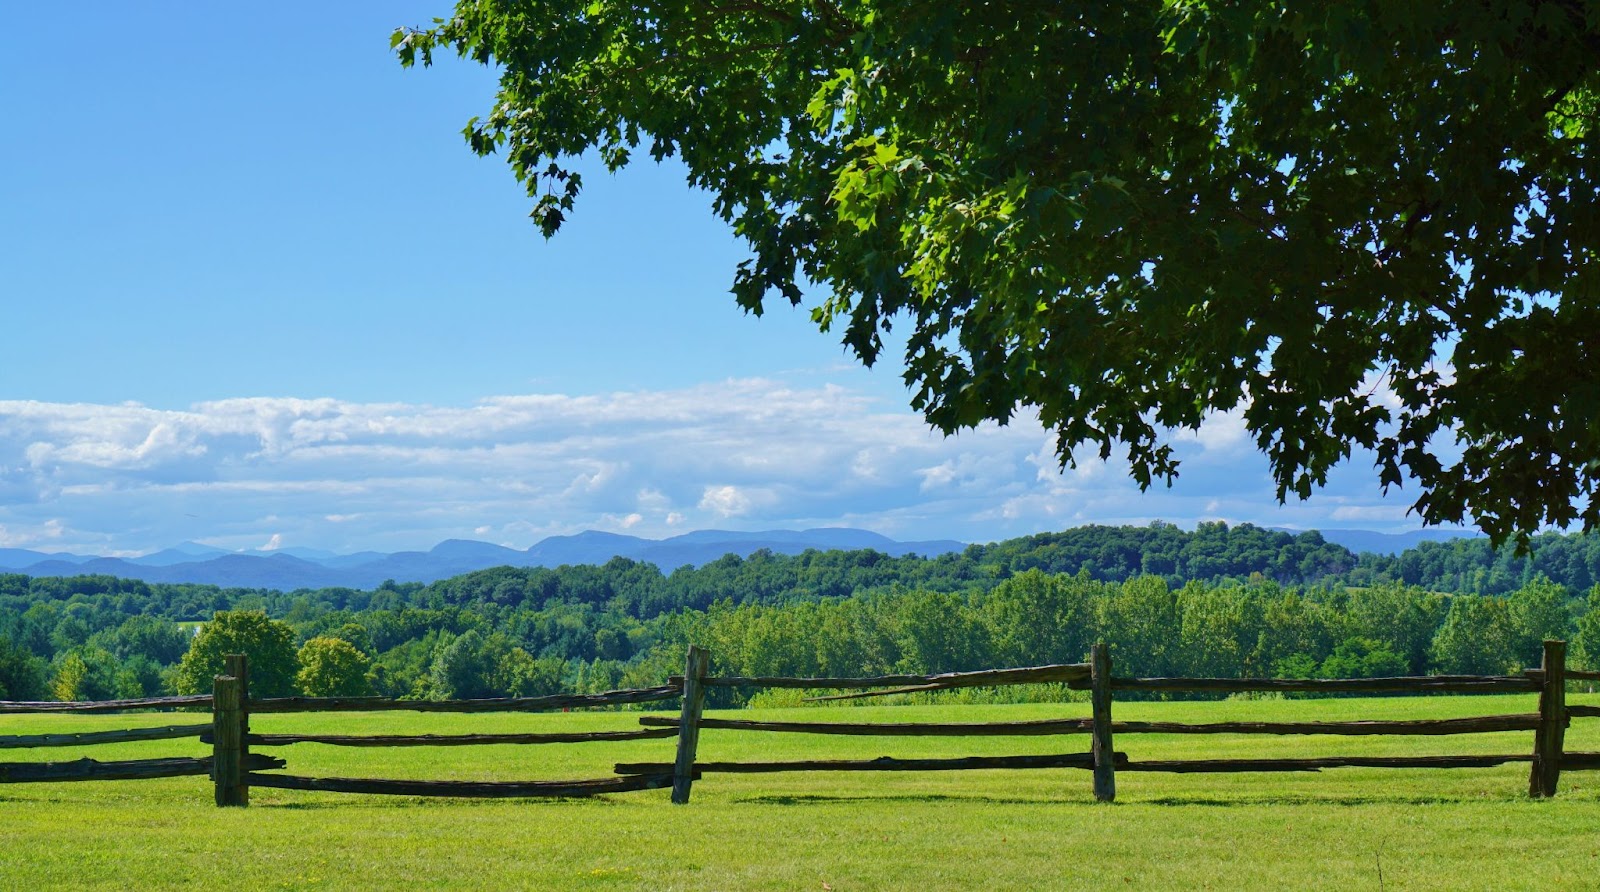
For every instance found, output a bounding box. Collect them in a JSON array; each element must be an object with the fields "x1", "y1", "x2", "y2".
[
  {"x1": 0, "y1": 636, "x2": 46, "y2": 700},
  {"x1": 295, "y1": 636, "x2": 375, "y2": 698},
  {"x1": 174, "y1": 610, "x2": 298, "y2": 698},
  {"x1": 398, "y1": 1, "x2": 1600, "y2": 544}
]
